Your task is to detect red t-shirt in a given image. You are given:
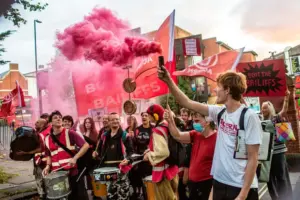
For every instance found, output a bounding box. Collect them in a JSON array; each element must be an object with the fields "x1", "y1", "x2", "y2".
[{"x1": 189, "y1": 130, "x2": 217, "y2": 182}]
